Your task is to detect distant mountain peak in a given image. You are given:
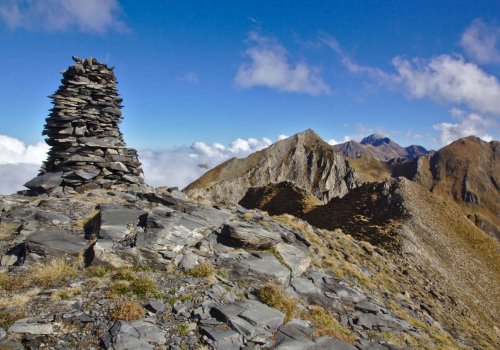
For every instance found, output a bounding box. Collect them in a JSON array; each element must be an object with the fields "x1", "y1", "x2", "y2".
[{"x1": 360, "y1": 134, "x2": 392, "y2": 146}]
